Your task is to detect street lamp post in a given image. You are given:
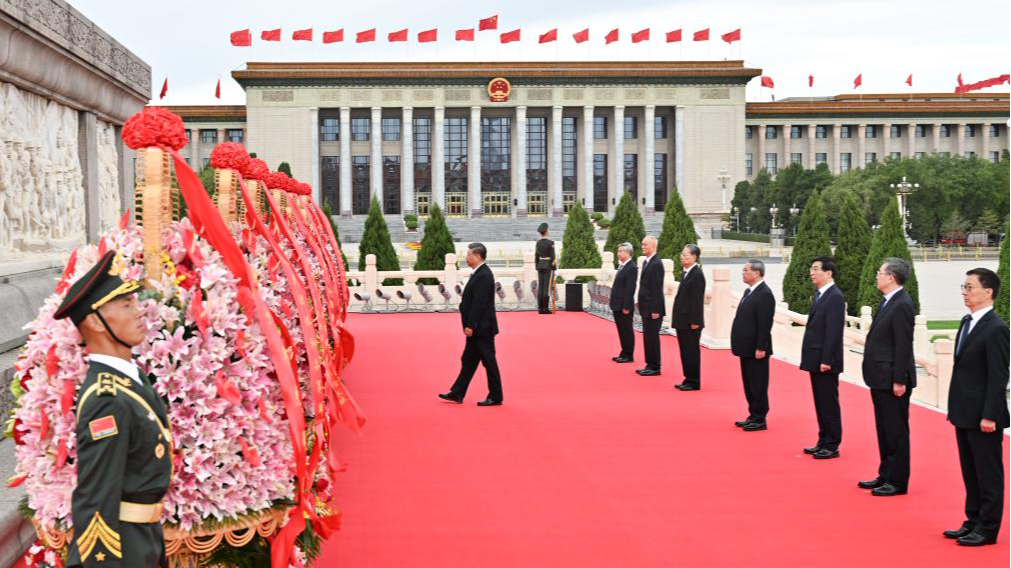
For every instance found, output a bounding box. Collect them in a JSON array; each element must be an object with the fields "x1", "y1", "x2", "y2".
[
  {"x1": 769, "y1": 203, "x2": 786, "y2": 247},
  {"x1": 789, "y1": 203, "x2": 800, "y2": 236},
  {"x1": 717, "y1": 166, "x2": 731, "y2": 209},
  {"x1": 889, "y1": 176, "x2": 919, "y2": 238},
  {"x1": 731, "y1": 206, "x2": 740, "y2": 231},
  {"x1": 769, "y1": 203, "x2": 780, "y2": 229}
]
